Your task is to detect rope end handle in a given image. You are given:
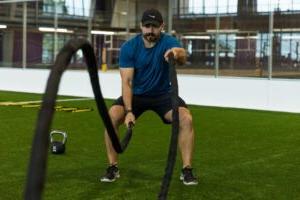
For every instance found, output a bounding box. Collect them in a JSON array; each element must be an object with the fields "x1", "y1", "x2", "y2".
[
  {"x1": 120, "y1": 121, "x2": 134, "y2": 152},
  {"x1": 168, "y1": 54, "x2": 176, "y2": 66},
  {"x1": 128, "y1": 121, "x2": 134, "y2": 130}
]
